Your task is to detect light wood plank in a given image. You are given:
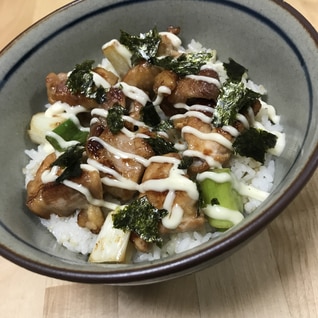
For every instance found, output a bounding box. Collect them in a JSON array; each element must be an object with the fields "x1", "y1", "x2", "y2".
[
  {"x1": 196, "y1": 230, "x2": 291, "y2": 318},
  {"x1": 0, "y1": 0, "x2": 35, "y2": 49},
  {"x1": 0, "y1": 257, "x2": 48, "y2": 317},
  {"x1": 268, "y1": 170, "x2": 318, "y2": 317},
  {"x1": 0, "y1": 0, "x2": 70, "y2": 50},
  {"x1": 117, "y1": 275, "x2": 199, "y2": 318},
  {"x1": 43, "y1": 284, "x2": 118, "y2": 318},
  {"x1": 287, "y1": 0, "x2": 318, "y2": 30}
]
